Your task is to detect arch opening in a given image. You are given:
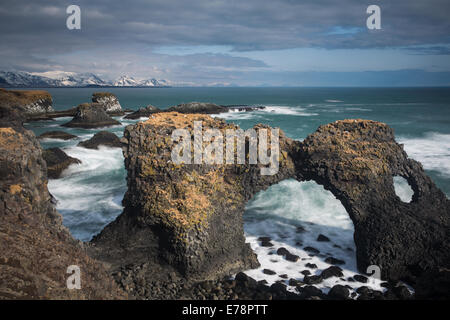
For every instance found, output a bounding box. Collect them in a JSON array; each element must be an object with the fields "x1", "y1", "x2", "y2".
[
  {"x1": 393, "y1": 176, "x2": 414, "y2": 203},
  {"x1": 242, "y1": 179, "x2": 385, "y2": 296}
]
